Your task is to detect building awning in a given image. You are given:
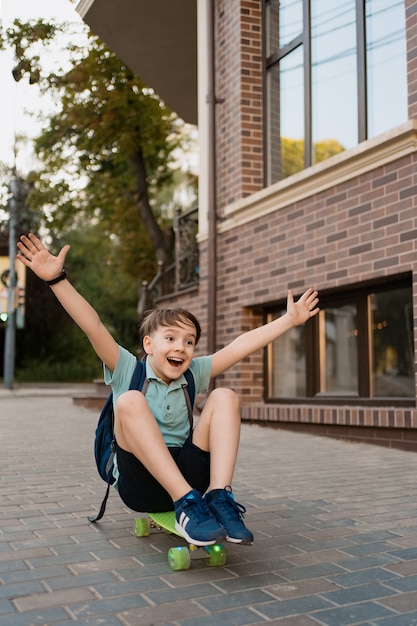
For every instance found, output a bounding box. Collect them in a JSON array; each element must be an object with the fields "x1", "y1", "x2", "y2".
[{"x1": 76, "y1": 0, "x2": 197, "y2": 124}]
